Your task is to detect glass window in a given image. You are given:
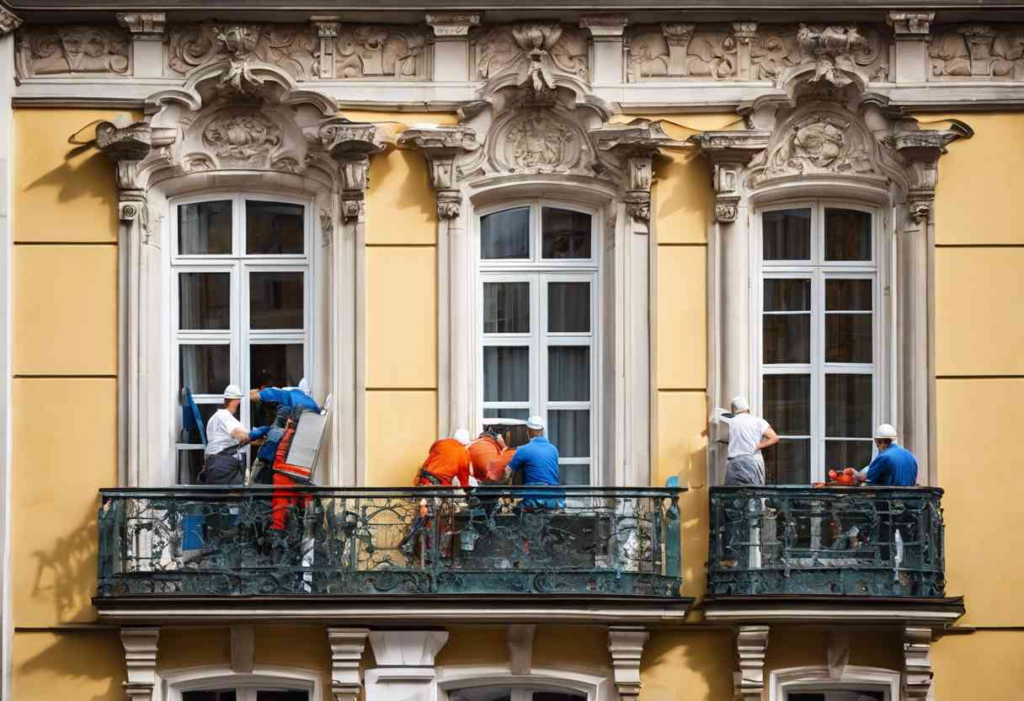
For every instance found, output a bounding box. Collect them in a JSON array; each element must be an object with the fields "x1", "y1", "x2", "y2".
[
  {"x1": 542, "y1": 207, "x2": 591, "y2": 259},
  {"x1": 250, "y1": 271, "x2": 304, "y2": 330},
  {"x1": 179, "y1": 272, "x2": 231, "y2": 330},
  {"x1": 484, "y1": 282, "x2": 530, "y2": 333},
  {"x1": 483, "y1": 347, "x2": 529, "y2": 402},
  {"x1": 548, "y1": 347, "x2": 590, "y2": 402},
  {"x1": 179, "y1": 345, "x2": 230, "y2": 395},
  {"x1": 763, "y1": 279, "x2": 811, "y2": 364},
  {"x1": 481, "y1": 207, "x2": 530, "y2": 259},
  {"x1": 548, "y1": 282, "x2": 590, "y2": 333},
  {"x1": 450, "y1": 688, "x2": 586, "y2": 701},
  {"x1": 825, "y1": 208, "x2": 872, "y2": 261},
  {"x1": 763, "y1": 208, "x2": 811, "y2": 261},
  {"x1": 179, "y1": 200, "x2": 232, "y2": 255},
  {"x1": 246, "y1": 200, "x2": 305, "y2": 255}
]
